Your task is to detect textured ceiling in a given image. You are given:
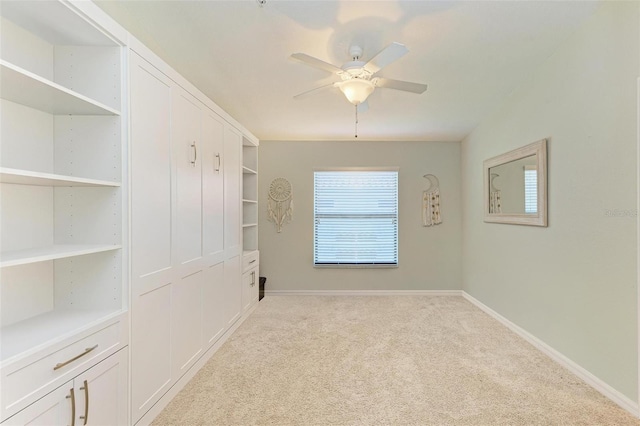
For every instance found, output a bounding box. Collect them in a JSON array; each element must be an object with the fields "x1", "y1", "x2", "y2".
[{"x1": 96, "y1": 1, "x2": 599, "y2": 141}]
